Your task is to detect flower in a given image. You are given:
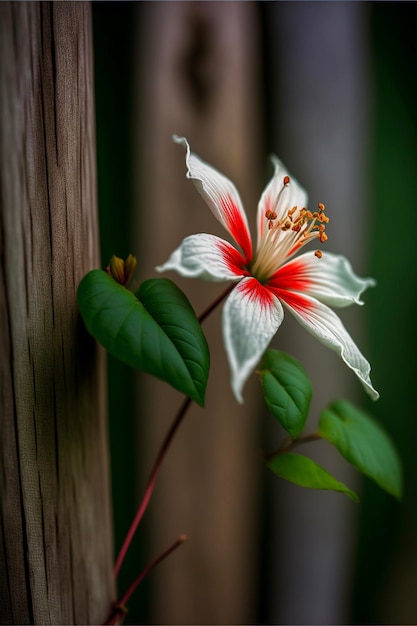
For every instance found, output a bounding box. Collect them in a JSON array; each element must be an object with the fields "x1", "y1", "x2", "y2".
[{"x1": 157, "y1": 136, "x2": 378, "y2": 403}]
